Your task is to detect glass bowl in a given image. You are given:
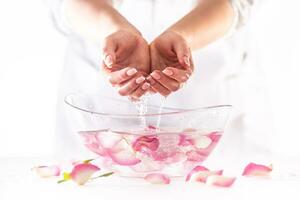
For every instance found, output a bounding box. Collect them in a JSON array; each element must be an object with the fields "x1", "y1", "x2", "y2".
[{"x1": 65, "y1": 93, "x2": 232, "y2": 177}]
